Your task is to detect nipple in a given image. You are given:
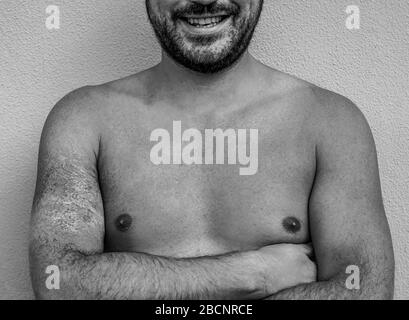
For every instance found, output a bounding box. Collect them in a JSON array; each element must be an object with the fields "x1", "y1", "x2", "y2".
[
  {"x1": 115, "y1": 214, "x2": 133, "y2": 232},
  {"x1": 282, "y1": 217, "x2": 301, "y2": 234}
]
